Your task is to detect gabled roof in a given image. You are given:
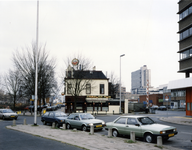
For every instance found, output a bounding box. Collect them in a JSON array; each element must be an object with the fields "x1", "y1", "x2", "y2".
[{"x1": 66, "y1": 70, "x2": 108, "y2": 80}]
